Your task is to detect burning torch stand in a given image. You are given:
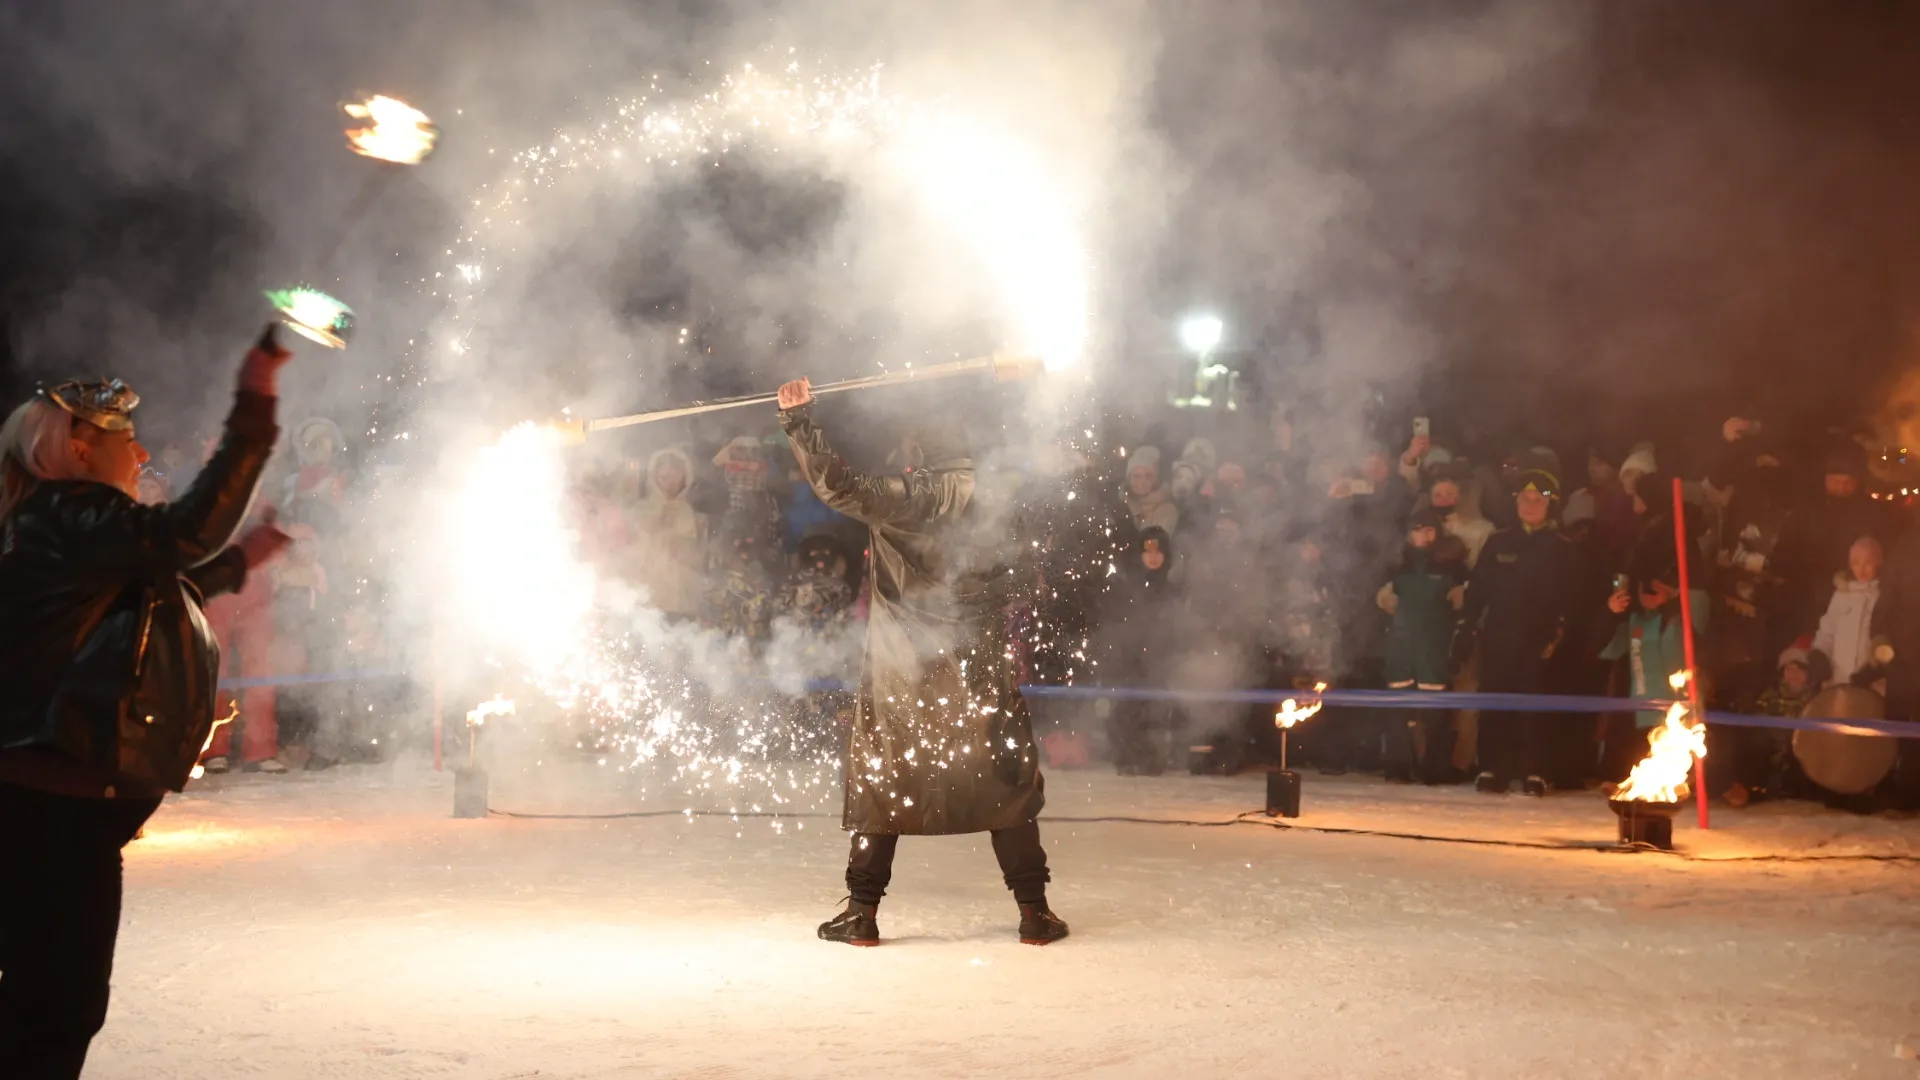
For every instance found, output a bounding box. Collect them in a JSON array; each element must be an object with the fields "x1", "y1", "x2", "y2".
[
  {"x1": 1265, "y1": 694, "x2": 1321, "y2": 819},
  {"x1": 1266, "y1": 730, "x2": 1302, "y2": 819}
]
